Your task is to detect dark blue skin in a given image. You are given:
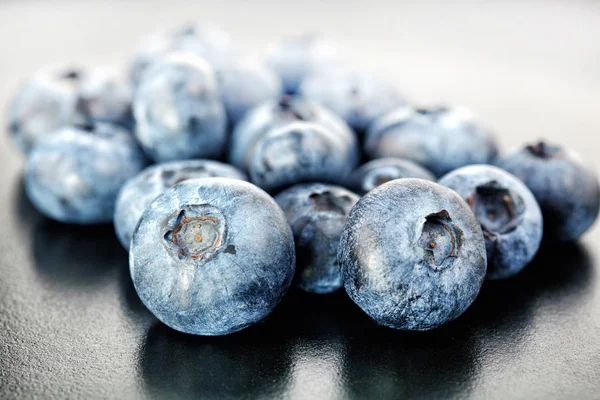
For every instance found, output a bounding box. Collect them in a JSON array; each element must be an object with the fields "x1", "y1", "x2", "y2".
[
  {"x1": 338, "y1": 179, "x2": 487, "y2": 331},
  {"x1": 365, "y1": 106, "x2": 499, "y2": 177},
  {"x1": 130, "y1": 178, "x2": 296, "y2": 336},
  {"x1": 299, "y1": 67, "x2": 406, "y2": 133},
  {"x1": 439, "y1": 165, "x2": 543, "y2": 280},
  {"x1": 266, "y1": 33, "x2": 338, "y2": 94},
  {"x1": 248, "y1": 121, "x2": 358, "y2": 193},
  {"x1": 114, "y1": 160, "x2": 247, "y2": 249},
  {"x1": 498, "y1": 141, "x2": 600, "y2": 242},
  {"x1": 229, "y1": 95, "x2": 358, "y2": 172},
  {"x1": 8, "y1": 65, "x2": 133, "y2": 154},
  {"x1": 25, "y1": 123, "x2": 146, "y2": 224},
  {"x1": 133, "y1": 53, "x2": 227, "y2": 162},
  {"x1": 275, "y1": 183, "x2": 359, "y2": 294},
  {"x1": 347, "y1": 157, "x2": 435, "y2": 195}
]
